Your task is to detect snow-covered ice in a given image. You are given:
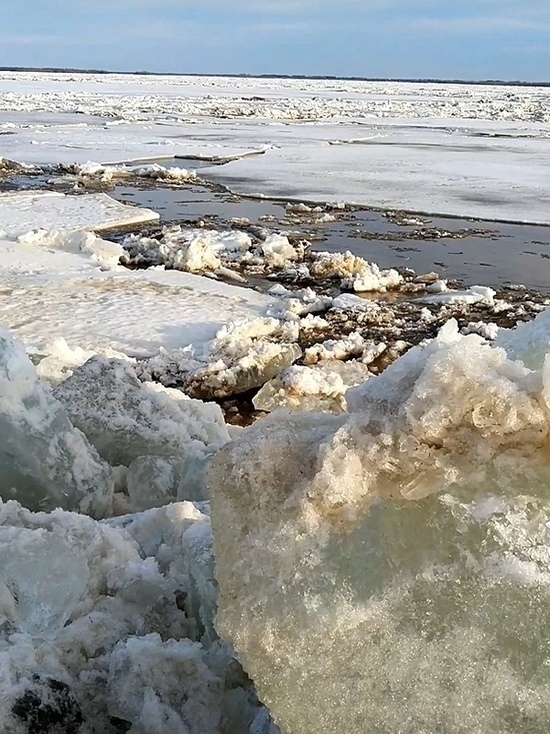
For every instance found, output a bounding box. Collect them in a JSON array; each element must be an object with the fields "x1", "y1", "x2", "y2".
[
  {"x1": 1, "y1": 72, "x2": 549, "y2": 222},
  {"x1": 0, "y1": 229, "x2": 271, "y2": 357},
  {"x1": 0, "y1": 191, "x2": 159, "y2": 238}
]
